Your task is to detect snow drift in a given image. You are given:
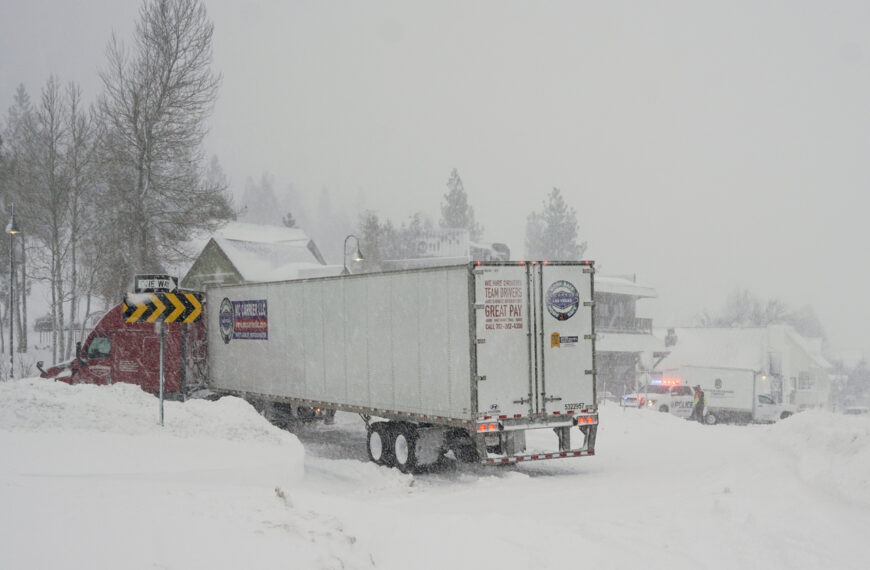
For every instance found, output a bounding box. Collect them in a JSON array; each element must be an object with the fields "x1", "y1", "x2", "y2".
[{"x1": 2, "y1": 378, "x2": 870, "y2": 570}]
